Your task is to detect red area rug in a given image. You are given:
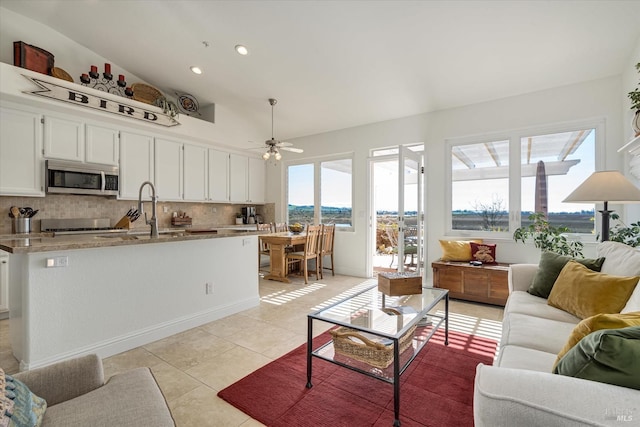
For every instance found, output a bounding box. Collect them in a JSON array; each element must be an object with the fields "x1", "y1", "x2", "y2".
[{"x1": 218, "y1": 330, "x2": 497, "y2": 426}]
